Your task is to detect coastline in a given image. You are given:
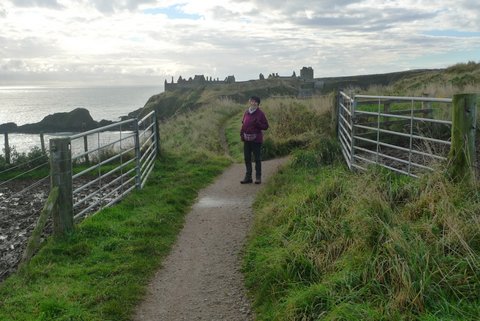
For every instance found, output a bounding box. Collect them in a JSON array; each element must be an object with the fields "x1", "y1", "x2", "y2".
[
  {"x1": 0, "y1": 85, "x2": 161, "y2": 126},
  {"x1": 0, "y1": 85, "x2": 160, "y2": 155}
]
